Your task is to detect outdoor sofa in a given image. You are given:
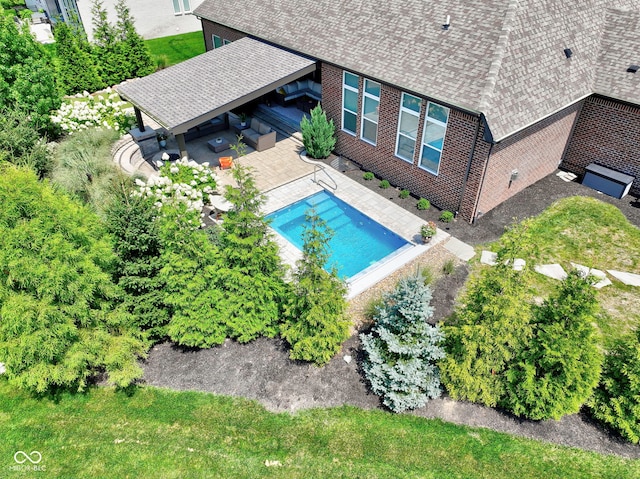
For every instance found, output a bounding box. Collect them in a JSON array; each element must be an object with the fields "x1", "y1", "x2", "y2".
[
  {"x1": 183, "y1": 113, "x2": 228, "y2": 141},
  {"x1": 241, "y1": 118, "x2": 276, "y2": 151},
  {"x1": 273, "y1": 79, "x2": 322, "y2": 105}
]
